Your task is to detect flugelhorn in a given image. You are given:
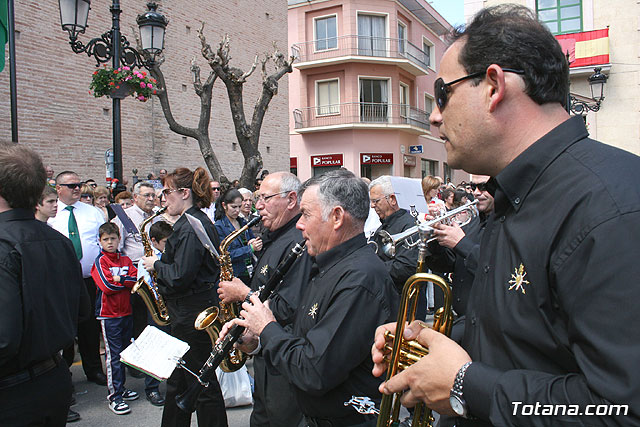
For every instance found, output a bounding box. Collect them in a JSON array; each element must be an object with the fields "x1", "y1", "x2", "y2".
[
  {"x1": 377, "y1": 200, "x2": 478, "y2": 257},
  {"x1": 347, "y1": 224, "x2": 454, "y2": 427}
]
